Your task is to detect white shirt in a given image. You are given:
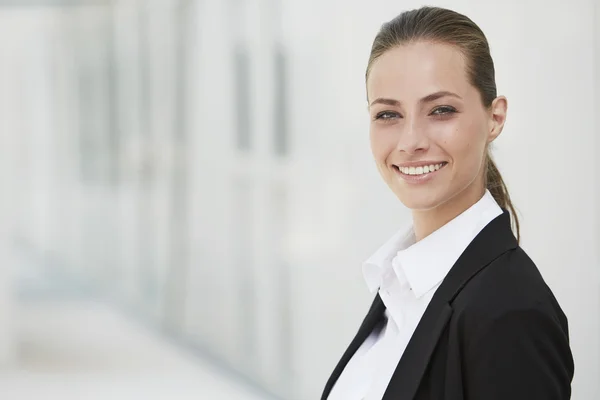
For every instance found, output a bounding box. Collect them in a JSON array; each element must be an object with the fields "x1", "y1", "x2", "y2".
[{"x1": 328, "y1": 190, "x2": 503, "y2": 400}]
